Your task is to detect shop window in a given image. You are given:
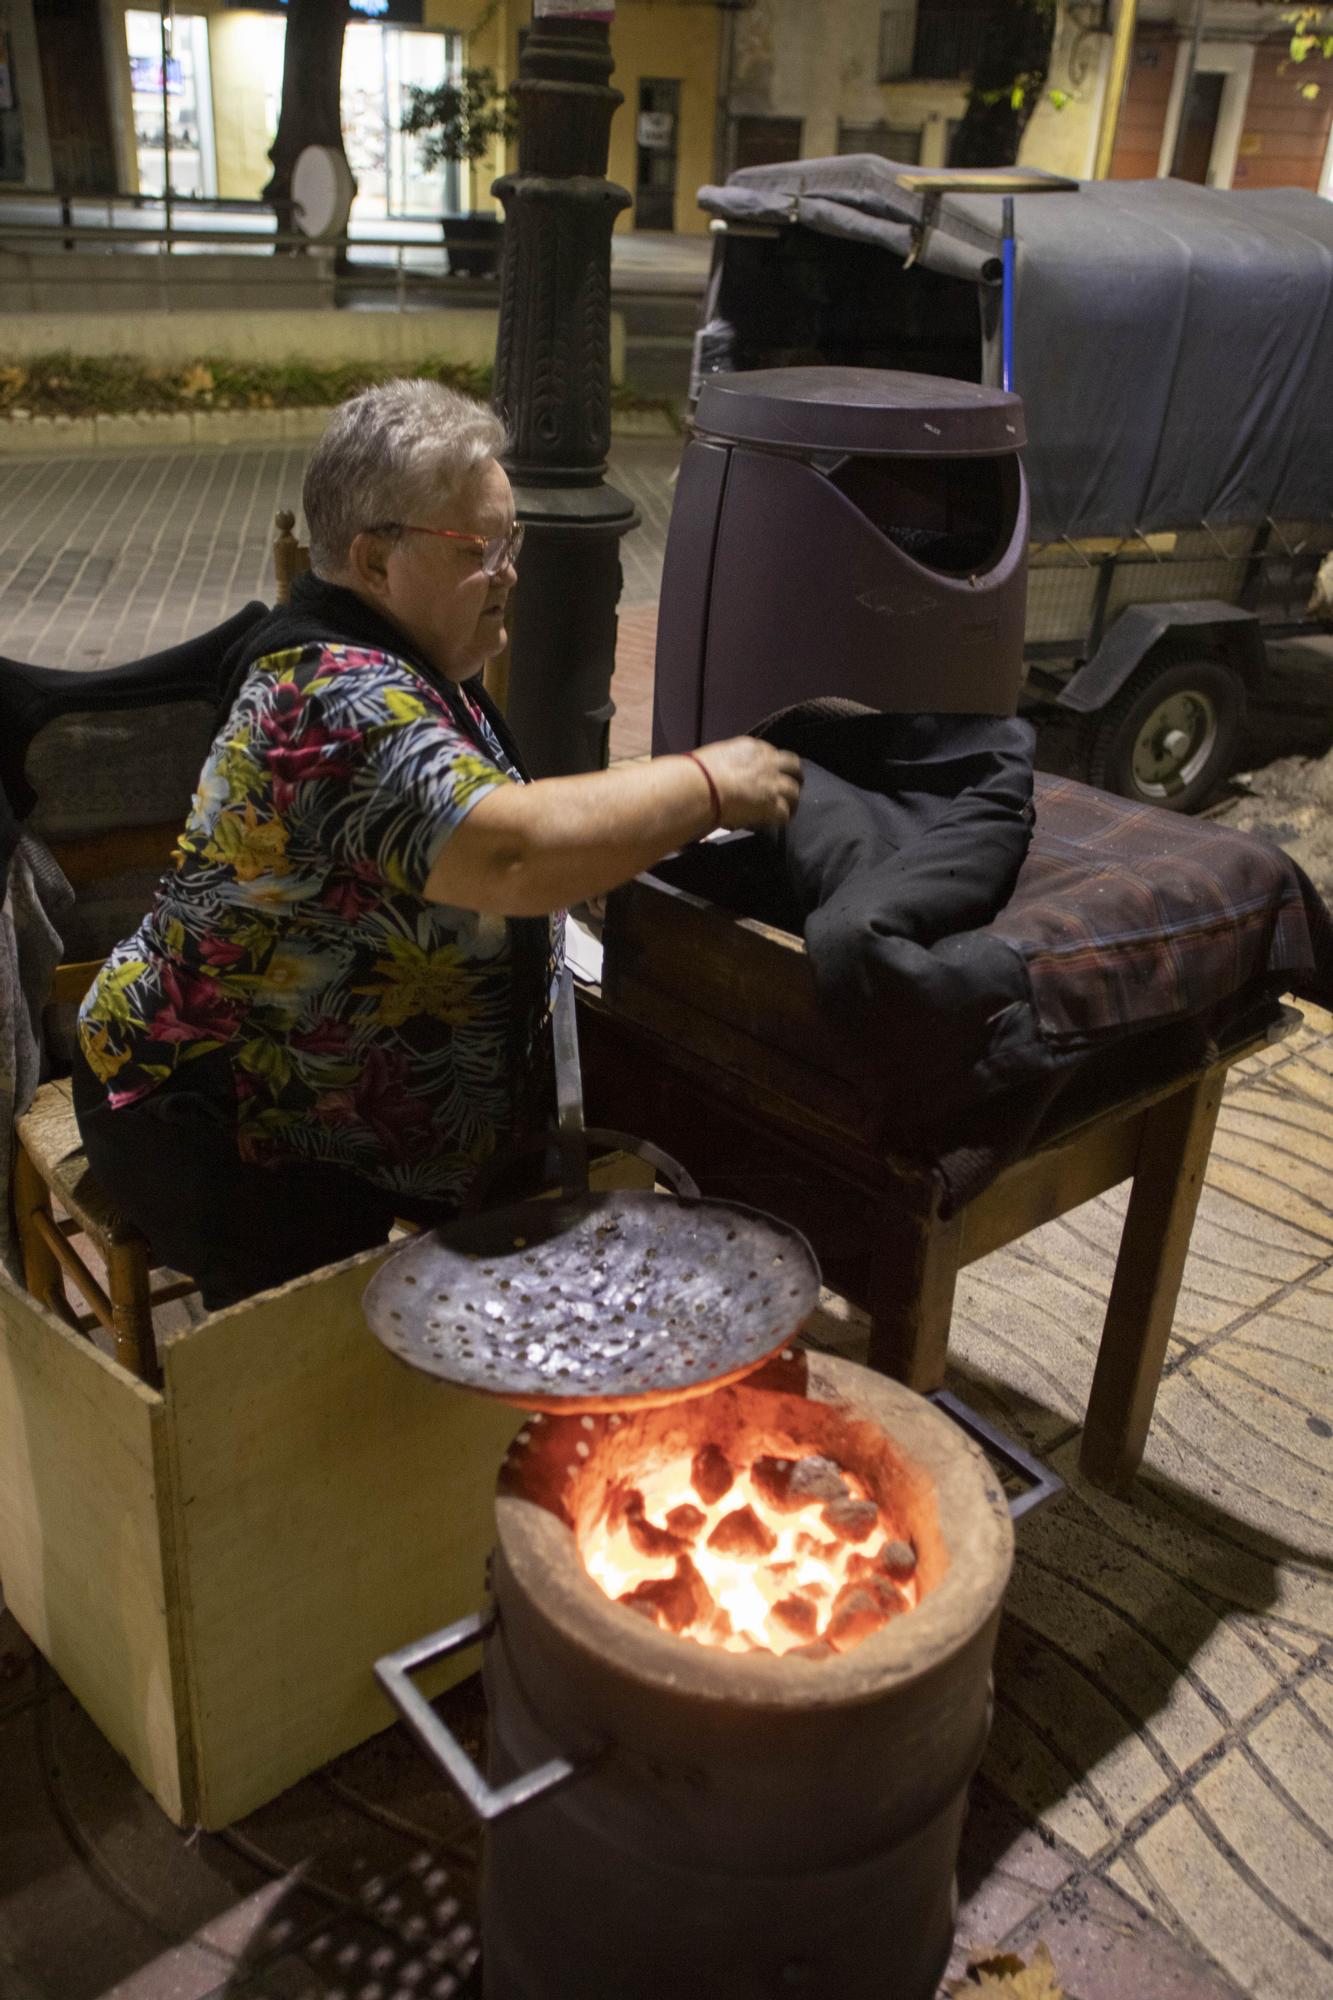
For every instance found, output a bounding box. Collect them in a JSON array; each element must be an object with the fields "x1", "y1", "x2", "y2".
[
  {"x1": 343, "y1": 24, "x2": 461, "y2": 221},
  {"x1": 126, "y1": 10, "x2": 216, "y2": 198}
]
